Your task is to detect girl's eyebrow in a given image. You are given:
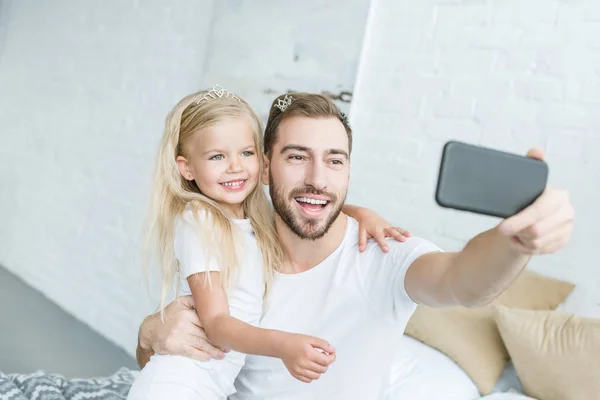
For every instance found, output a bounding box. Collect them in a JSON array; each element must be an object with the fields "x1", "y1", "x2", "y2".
[
  {"x1": 203, "y1": 148, "x2": 225, "y2": 155},
  {"x1": 203, "y1": 145, "x2": 256, "y2": 155}
]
